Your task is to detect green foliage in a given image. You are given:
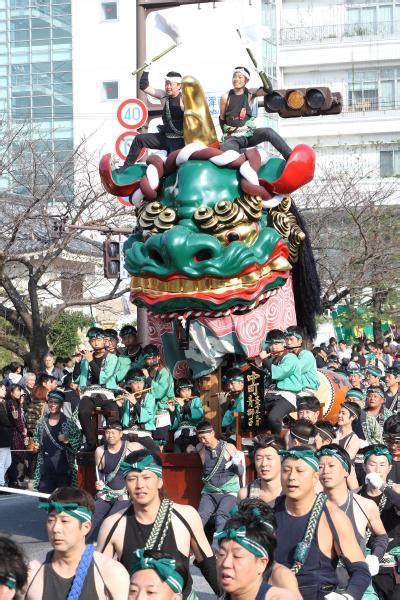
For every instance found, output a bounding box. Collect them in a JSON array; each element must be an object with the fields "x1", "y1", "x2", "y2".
[{"x1": 48, "y1": 311, "x2": 91, "y2": 357}]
